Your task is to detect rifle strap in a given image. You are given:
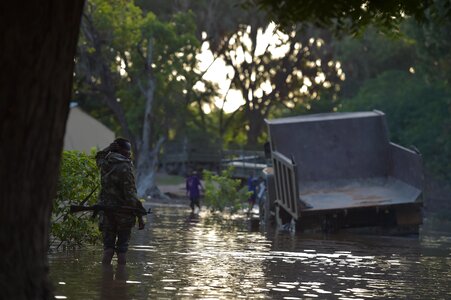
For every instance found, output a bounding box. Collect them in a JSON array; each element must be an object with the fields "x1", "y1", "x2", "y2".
[{"x1": 80, "y1": 185, "x2": 99, "y2": 206}]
